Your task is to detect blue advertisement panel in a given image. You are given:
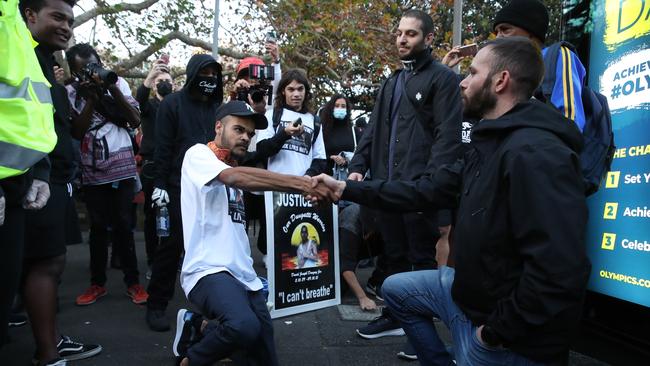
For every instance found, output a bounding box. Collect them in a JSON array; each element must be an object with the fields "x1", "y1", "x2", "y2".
[{"x1": 584, "y1": 0, "x2": 650, "y2": 307}]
